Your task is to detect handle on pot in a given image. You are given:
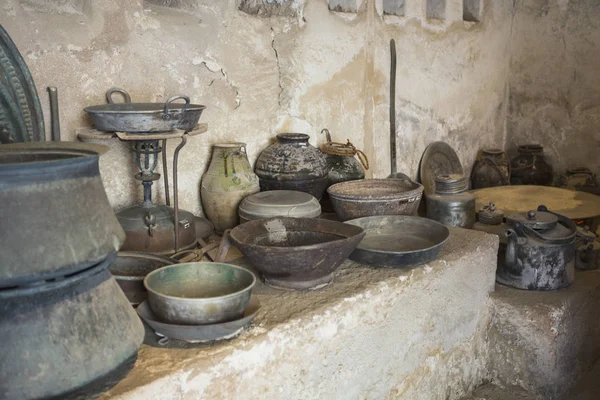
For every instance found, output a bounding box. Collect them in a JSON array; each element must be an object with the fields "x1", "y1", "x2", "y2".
[
  {"x1": 106, "y1": 88, "x2": 132, "y2": 104},
  {"x1": 214, "y1": 229, "x2": 232, "y2": 263},
  {"x1": 163, "y1": 95, "x2": 190, "y2": 120}
]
